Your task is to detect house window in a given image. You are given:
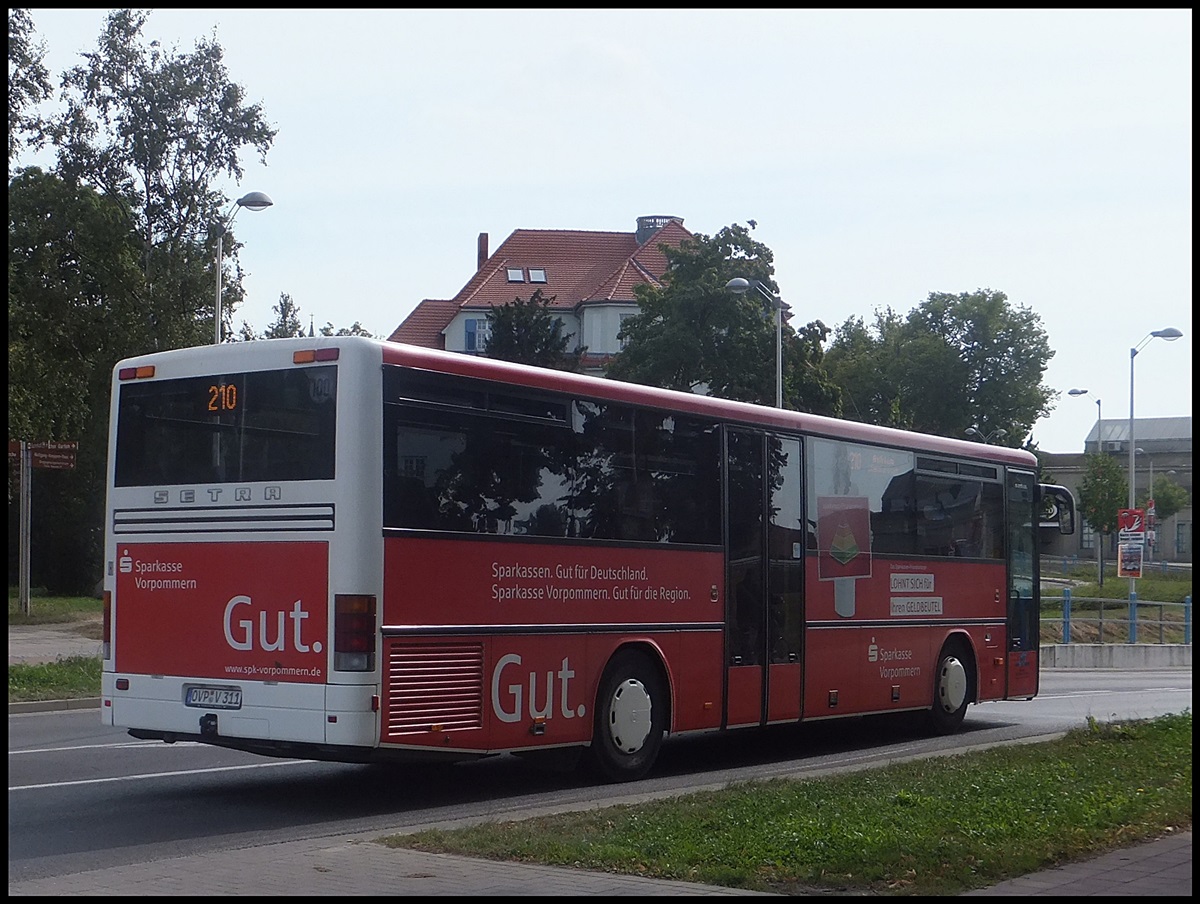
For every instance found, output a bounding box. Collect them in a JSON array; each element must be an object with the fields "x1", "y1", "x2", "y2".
[
  {"x1": 1176, "y1": 521, "x2": 1191, "y2": 557},
  {"x1": 1080, "y1": 518, "x2": 1095, "y2": 550},
  {"x1": 506, "y1": 267, "x2": 525, "y2": 283},
  {"x1": 464, "y1": 317, "x2": 491, "y2": 352},
  {"x1": 528, "y1": 268, "x2": 547, "y2": 283}
]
